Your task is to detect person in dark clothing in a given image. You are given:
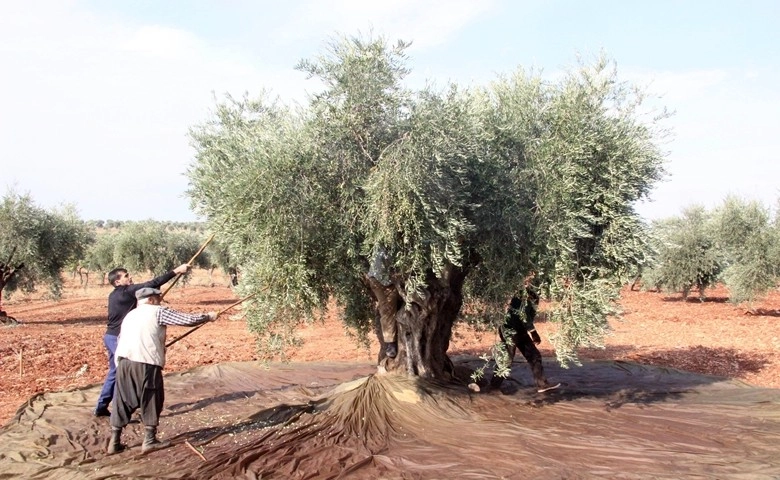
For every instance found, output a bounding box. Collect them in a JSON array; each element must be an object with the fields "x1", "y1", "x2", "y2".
[
  {"x1": 93, "y1": 264, "x2": 190, "y2": 417},
  {"x1": 491, "y1": 284, "x2": 560, "y2": 393},
  {"x1": 227, "y1": 267, "x2": 239, "y2": 287}
]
